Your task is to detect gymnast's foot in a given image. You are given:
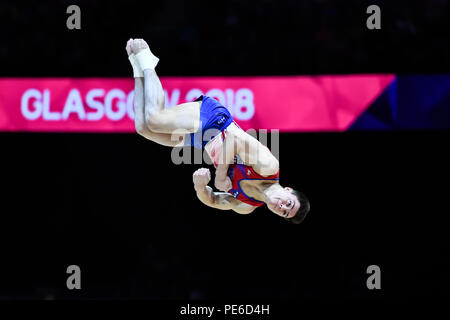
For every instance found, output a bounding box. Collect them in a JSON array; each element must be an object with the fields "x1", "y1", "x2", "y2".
[
  {"x1": 126, "y1": 38, "x2": 133, "y2": 56},
  {"x1": 130, "y1": 38, "x2": 149, "y2": 55},
  {"x1": 130, "y1": 39, "x2": 159, "y2": 71}
]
